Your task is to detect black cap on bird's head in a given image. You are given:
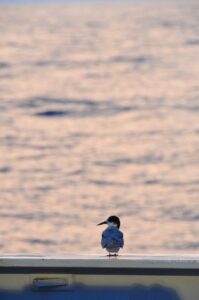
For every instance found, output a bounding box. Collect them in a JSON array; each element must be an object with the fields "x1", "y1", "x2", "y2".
[{"x1": 97, "y1": 215, "x2": 121, "y2": 228}]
